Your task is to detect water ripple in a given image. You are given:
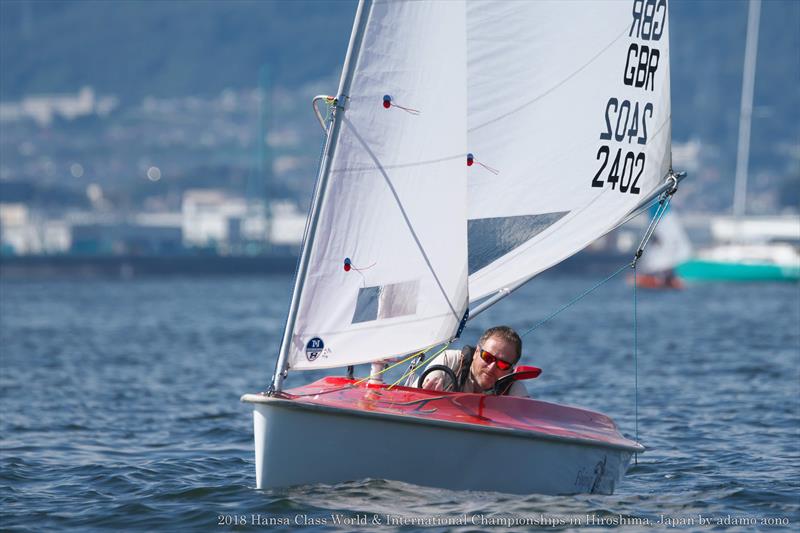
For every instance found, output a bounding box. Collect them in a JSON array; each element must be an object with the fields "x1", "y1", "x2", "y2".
[{"x1": 2, "y1": 277, "x2": 798, "y2": 531}]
